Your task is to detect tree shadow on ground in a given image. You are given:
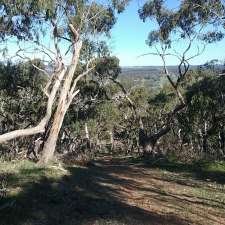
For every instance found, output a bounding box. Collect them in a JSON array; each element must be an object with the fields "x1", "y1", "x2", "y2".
[
  {"x1": 0, "y1": 162, "x2": 190, "y2": 225},
  {"x1": 129, "y1": 156, "x2": 225, "y2": 185}
]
